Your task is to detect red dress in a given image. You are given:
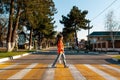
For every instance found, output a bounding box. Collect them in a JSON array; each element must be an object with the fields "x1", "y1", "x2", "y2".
[{"x1": 57, "y1": 40, "x2": 64, "y2": 54}]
